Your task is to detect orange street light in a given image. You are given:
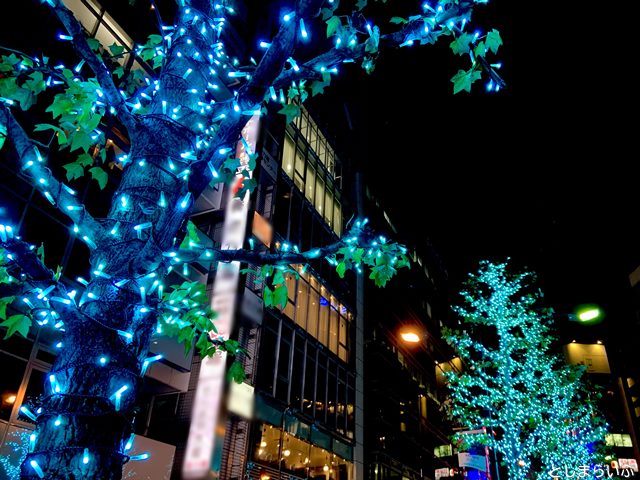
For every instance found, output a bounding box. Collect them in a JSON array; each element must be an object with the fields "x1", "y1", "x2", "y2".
[{"x1": 400, "y1": 331, "x2": 422, "y2": 343}]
